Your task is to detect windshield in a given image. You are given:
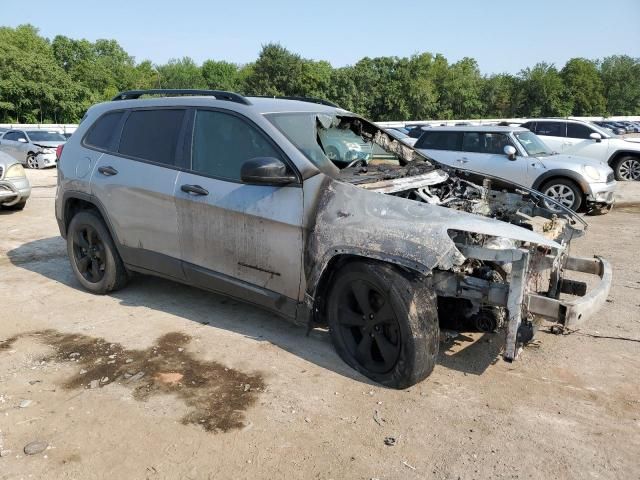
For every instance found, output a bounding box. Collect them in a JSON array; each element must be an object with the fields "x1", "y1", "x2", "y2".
[
  {"x1": 27, "y1": 131, "x2": 66, "y2": 142},
  {"x1": 266, "y1": 112, "x2": 424, "y2": 170},
  {"x1": 513, "y1": 131, "x2": 552, "y2": 156}
]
